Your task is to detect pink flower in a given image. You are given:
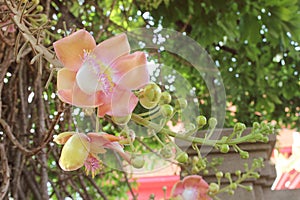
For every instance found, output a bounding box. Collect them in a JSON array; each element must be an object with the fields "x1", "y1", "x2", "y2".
[
  {"x1": 170, "y1": 175, "x2": 212, "y2": 200},
  {"x1": 53, "y1": 132, "x2": 130, "y2": 177},
  {"x1": 54, "y1": 30, "x2": 149, "y2": 117}
]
